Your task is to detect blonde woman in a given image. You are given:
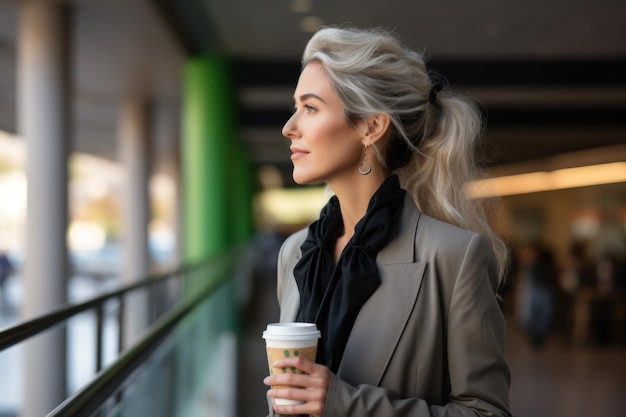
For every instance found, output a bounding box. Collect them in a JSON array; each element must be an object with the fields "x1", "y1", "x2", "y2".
[{"x1": 264, "y1": 26, "x2": 511, "y2": 417}]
